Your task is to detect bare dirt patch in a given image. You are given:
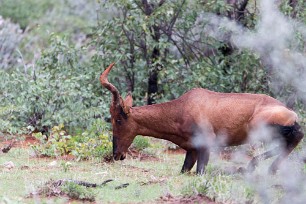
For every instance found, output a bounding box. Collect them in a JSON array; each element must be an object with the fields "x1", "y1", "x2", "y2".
[{"x1": 0, "y1": 134, "x2": 37, "y2": 148}]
